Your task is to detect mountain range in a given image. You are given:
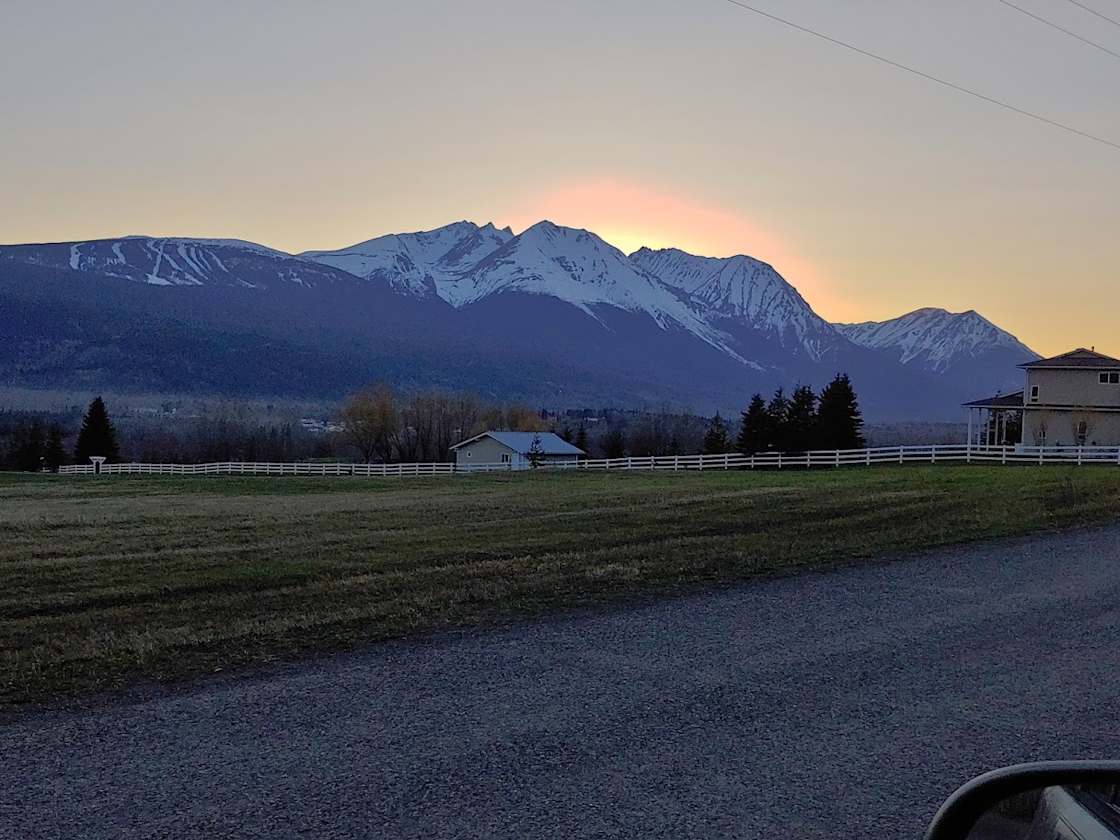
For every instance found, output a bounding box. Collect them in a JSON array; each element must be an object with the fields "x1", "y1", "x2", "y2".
[{"x1": 0, "y1": 220, "x2": 1038, "y2": 420}]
